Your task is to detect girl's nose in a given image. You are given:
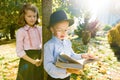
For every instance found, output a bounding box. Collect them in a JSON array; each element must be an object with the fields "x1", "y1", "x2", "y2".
[{"x1": 31, "y1": 17, "x2": 35, "y2": 20}]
